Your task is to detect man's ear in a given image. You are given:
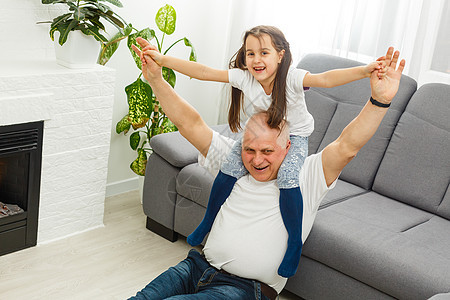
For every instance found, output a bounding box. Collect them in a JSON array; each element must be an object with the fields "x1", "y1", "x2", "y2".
[{"x1": 286, "y1": 139, "x2": 291, "y2": 151}]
